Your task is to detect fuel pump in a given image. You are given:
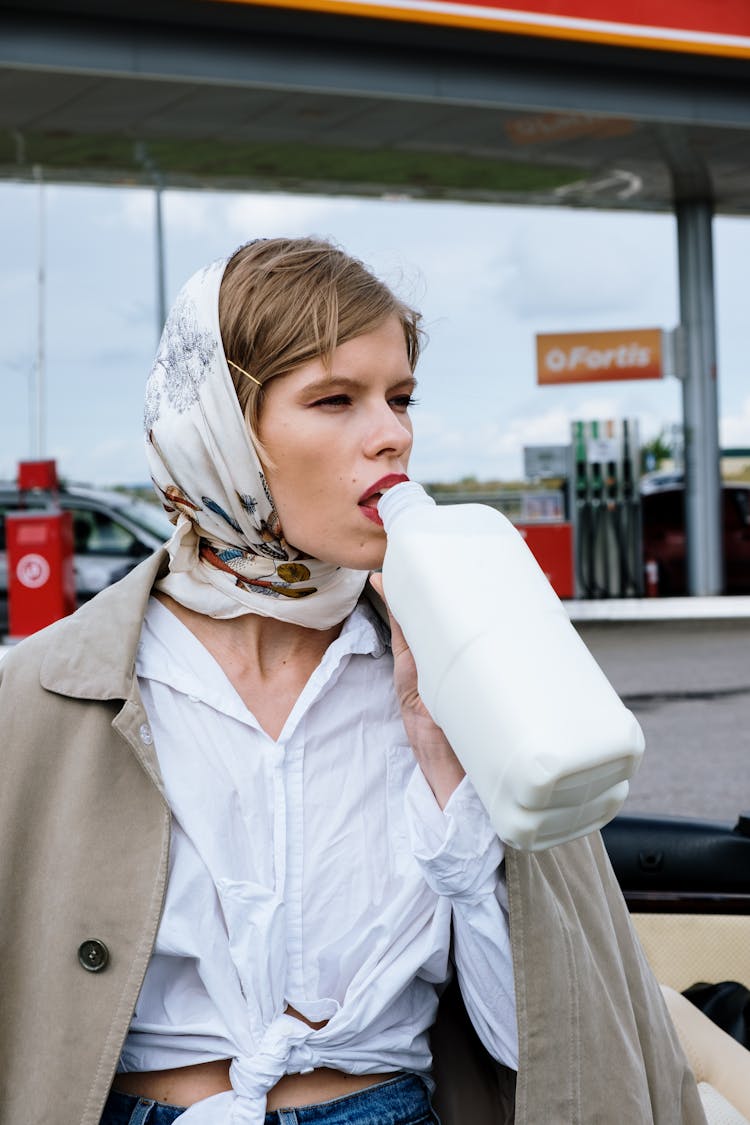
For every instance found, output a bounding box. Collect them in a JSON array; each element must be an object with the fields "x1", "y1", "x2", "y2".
[
  {"x1": 619, "y1": 419, "x2": 642, "y2": 596},
  {"x1": 6, "y1": 460, "x2": 76, "y2": 637},
  {"x1": 573, "y1": 421, "x2": 596, "y2": 598},
  {"x1": 570, "y1": 419, "x2": 642, "y2": 599}
]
